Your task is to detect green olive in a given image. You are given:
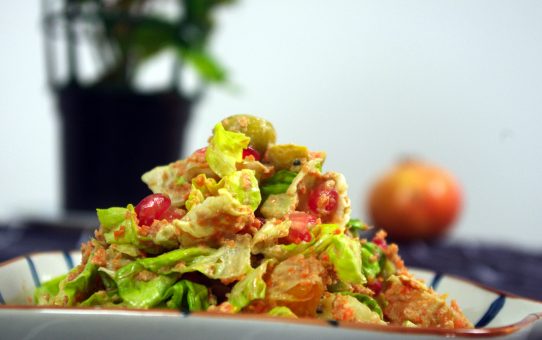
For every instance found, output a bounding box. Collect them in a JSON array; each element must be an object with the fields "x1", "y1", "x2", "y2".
[
  {"x1": 221, "y1": 114, "x2": 277, "y2": 154},
  {"x1": 265, "y1": 144, "x2": 309, "y2": 170}
]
